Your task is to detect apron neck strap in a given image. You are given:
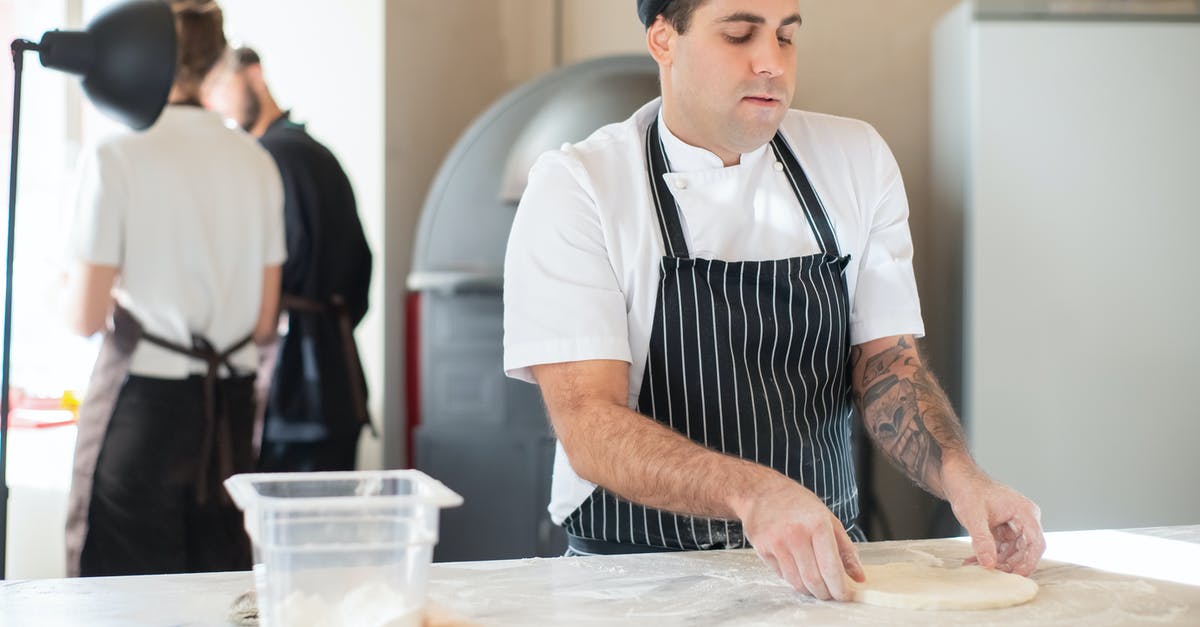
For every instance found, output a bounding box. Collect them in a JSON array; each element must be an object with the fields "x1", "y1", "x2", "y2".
[
  {"x1": 645, "y1": 118, "x2": 691, "y2": 259},
  {"x1": 768, "y1": 134, "x2": 842, "y2": 257},
  {"x1": 644, "y1": 113, "x2": 843, "y2": 259}
]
